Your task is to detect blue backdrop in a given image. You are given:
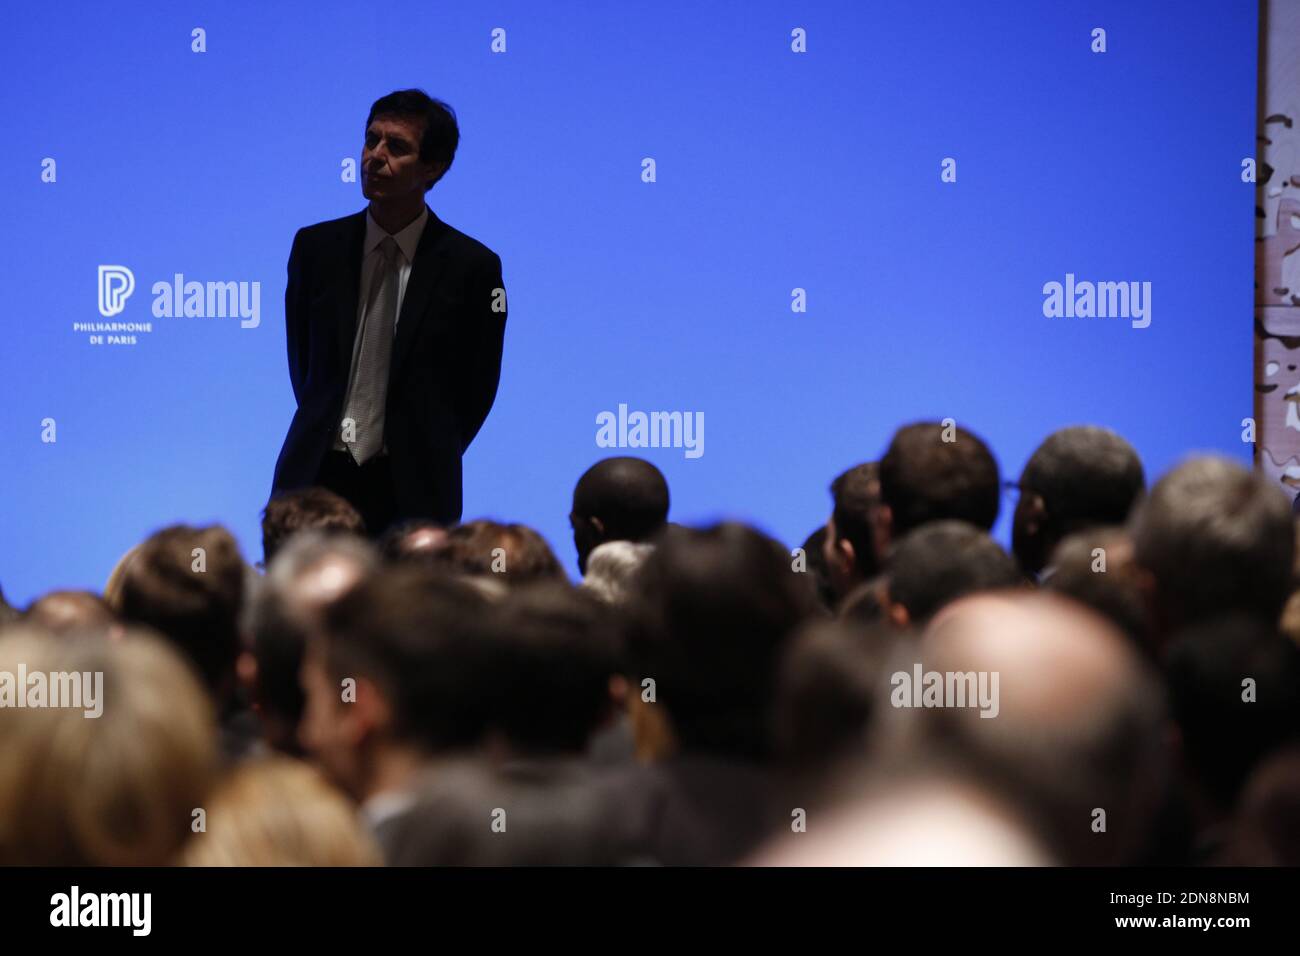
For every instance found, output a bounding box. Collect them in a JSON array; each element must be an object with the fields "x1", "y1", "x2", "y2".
[{"x1": 0, "y1": 1, "x2": 1256, "y2": 603}]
